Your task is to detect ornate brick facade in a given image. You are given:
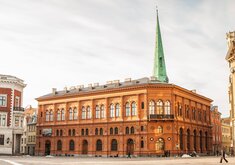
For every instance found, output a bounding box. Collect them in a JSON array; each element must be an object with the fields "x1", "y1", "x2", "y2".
[{"x1": 36, "y1": 78, "x2": 213, "y2": 156}]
